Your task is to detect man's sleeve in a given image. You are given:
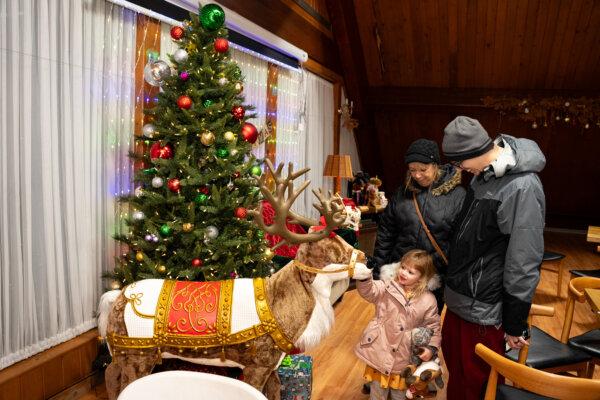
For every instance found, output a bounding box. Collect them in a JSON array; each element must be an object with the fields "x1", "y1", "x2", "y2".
[
  {"x1": 497, "y1": 176, "x2": 545, "y2": 336},
  {"x1": 369, "y1": 193, "x2": 400, "y2": 279}
]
